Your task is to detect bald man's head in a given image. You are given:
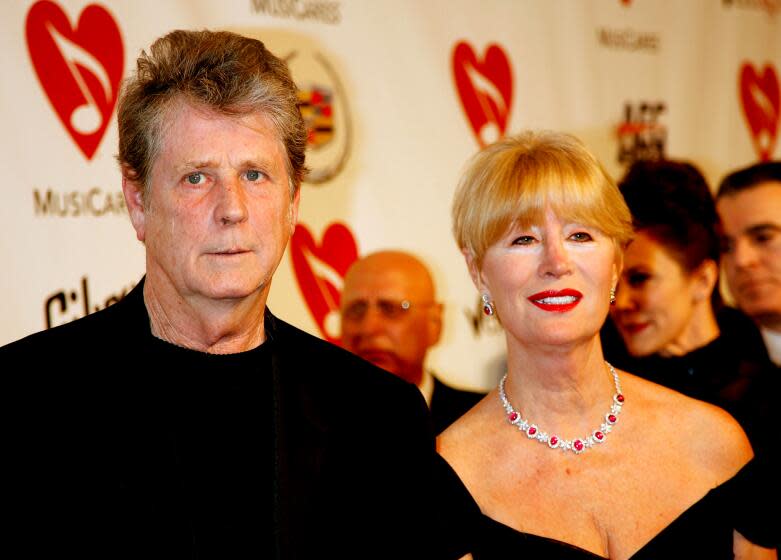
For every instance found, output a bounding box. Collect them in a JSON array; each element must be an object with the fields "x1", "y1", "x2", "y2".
[{"x1": 340, "y1": 251, "x2": 442, "y2": 386}]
